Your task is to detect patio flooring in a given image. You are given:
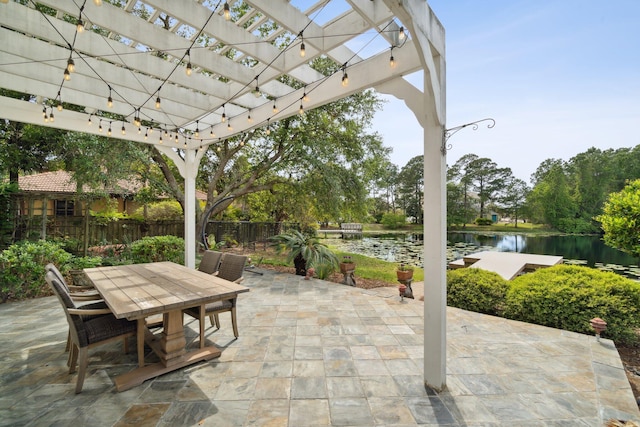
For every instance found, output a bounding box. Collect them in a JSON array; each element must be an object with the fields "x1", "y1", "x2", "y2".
[{"x1": 0, "y1": 268, "x2": 638, "y2": 426}]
